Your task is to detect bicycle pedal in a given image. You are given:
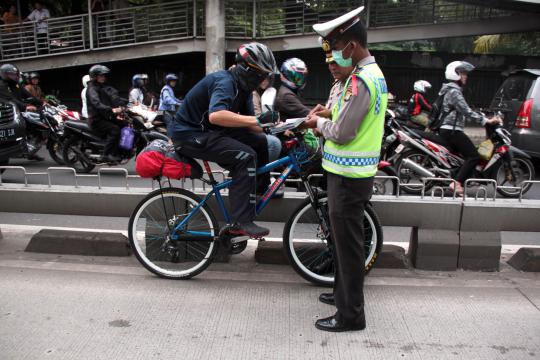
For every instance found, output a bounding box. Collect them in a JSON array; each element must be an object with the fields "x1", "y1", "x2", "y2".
[{"x1": 230, "y1": 236, "x2": 249, "y2": 244}]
